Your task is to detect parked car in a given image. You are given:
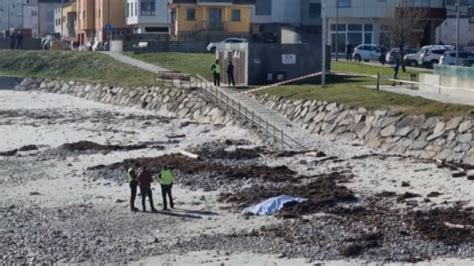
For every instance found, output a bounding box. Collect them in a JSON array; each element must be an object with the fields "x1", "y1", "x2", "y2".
[
  {"x1": 92, "y1": 41, "x2": 109, "y2": 51},
  {"x1": 404, "y1": 53, "x2": 421, "y2": 67},
  {"x1": 464, "y1": 41, "x2": 474, "y2": 53},
  {"x1": 206, "y1": 37, "x2": 247, "y2": 53},
  {"x1": 386, "y1": 48, "x2": 418, "y2": 64},
  {"x1": 352, "y1": 44, "x2": 382, "y2": 62},
  {"x1": 439, "y1": 51, "x2": 474, "y2": 66},
  {"x1": 417, "y1": 45, "x2": 455, "y2": 68}
]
